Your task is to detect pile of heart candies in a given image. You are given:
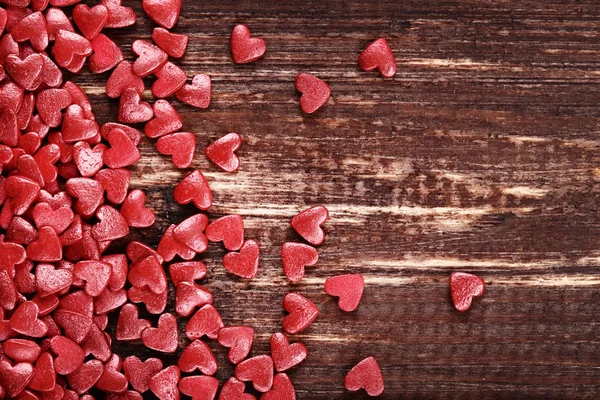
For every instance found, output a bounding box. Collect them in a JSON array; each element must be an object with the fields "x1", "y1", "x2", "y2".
[{"x1": 0, "y1": 0, "x2": 487, "y2": 399}]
